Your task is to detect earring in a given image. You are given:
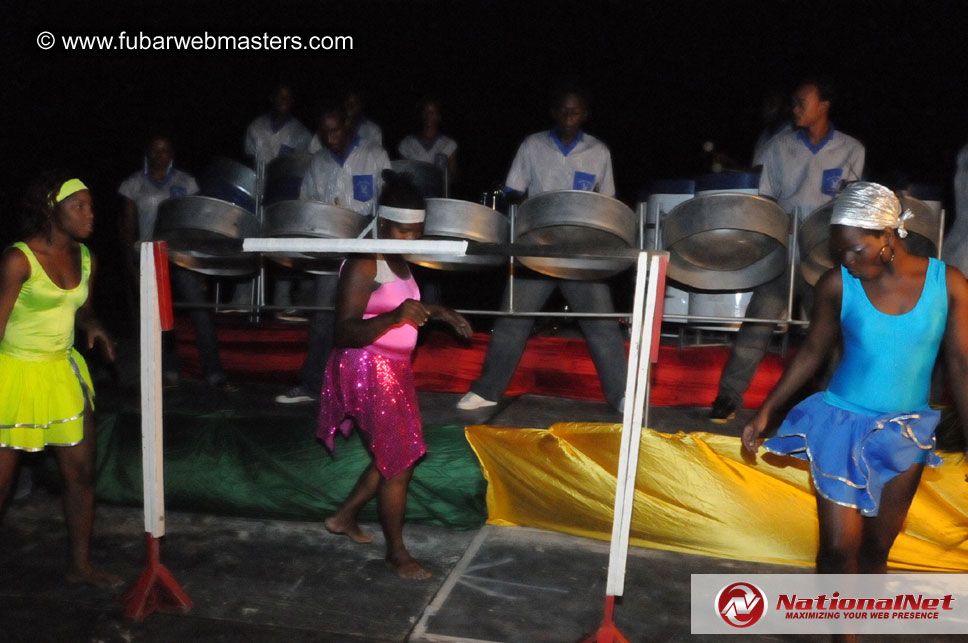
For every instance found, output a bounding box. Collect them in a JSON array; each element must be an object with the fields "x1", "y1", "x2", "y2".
[{"x1": 878, "y1": 245, "x2": 895, "y2": 264}]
